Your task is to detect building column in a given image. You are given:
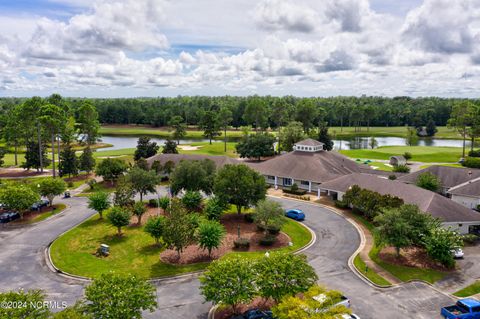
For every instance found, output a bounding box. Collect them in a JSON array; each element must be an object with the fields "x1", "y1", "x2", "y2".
[
  {"x1": 308, "y1": 181, "x2": 312, "y2": 193},
  {"x1": 274, "y1": 176, "x2": 278, "y2": 190},
  {"x1": 317, "y1": 188, "x2": 321, "y2": 199}
]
